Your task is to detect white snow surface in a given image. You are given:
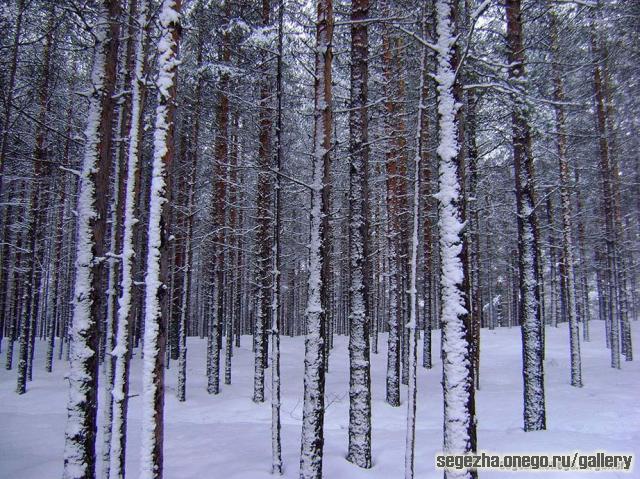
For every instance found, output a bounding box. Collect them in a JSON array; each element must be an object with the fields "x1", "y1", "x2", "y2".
[{"x1": 1, "y1": 321, "x2": 638, "y2": 478}]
